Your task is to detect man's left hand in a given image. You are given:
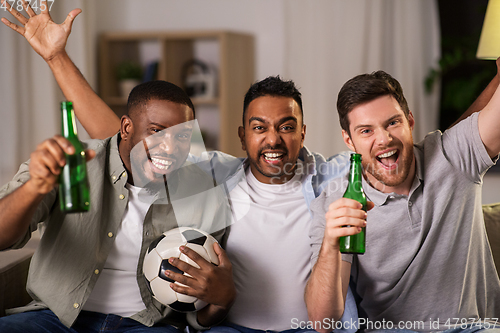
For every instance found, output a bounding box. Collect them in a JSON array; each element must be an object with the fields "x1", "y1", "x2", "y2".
[{"x1": 167, "y1": 242, "x2": 236, "y2": 310}]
